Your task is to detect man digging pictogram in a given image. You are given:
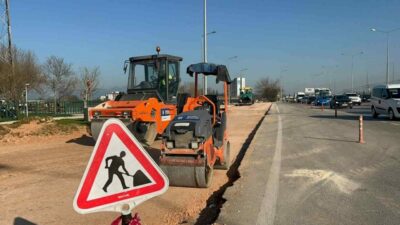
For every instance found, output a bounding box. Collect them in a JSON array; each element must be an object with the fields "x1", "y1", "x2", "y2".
[{"x1": 102, "y1": 151, "x2": 130, "y2": 192}]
